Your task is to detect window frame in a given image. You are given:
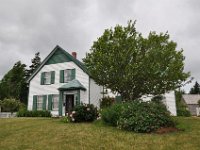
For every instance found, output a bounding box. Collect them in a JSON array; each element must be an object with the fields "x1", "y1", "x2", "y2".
[
  {"x1": 37, "y1": 96, "x2": 43, "y2": 110},
  {"x1": 43, "y1": 72, "x2": 51, "y2": 85},
  {"x1": 64, "y1": 69, "x2": 72, "y2": 83},
  {"x1": 52, "y1": 95, "x2": 59, "y2": 111}
]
